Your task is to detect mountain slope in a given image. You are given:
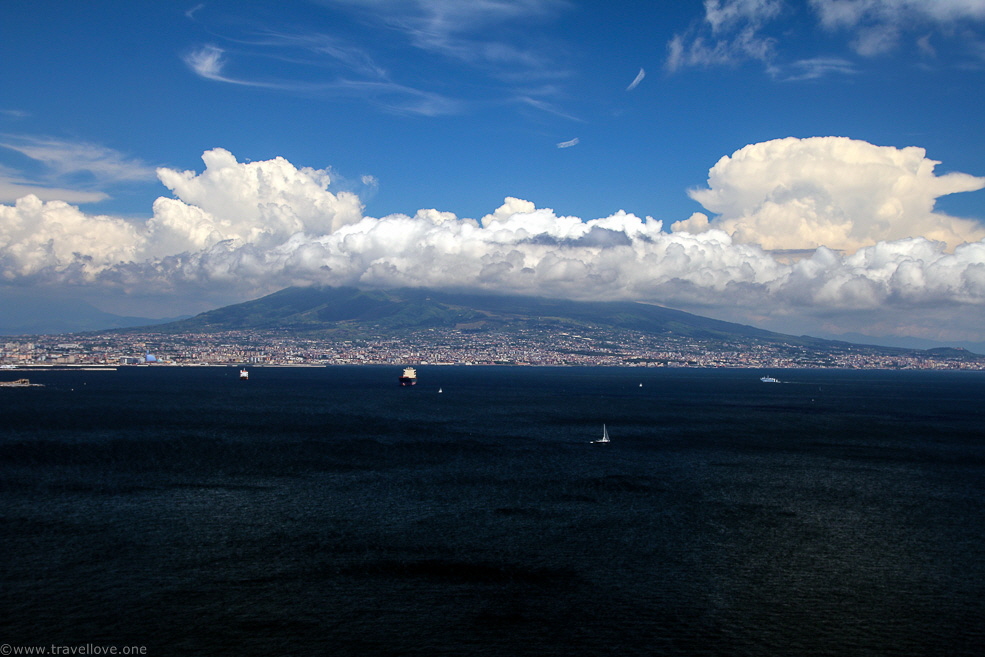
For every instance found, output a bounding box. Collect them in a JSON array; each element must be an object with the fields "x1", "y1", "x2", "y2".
[{"x1": 144, "y1": 285, "x2": 841, "y2": 348}]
